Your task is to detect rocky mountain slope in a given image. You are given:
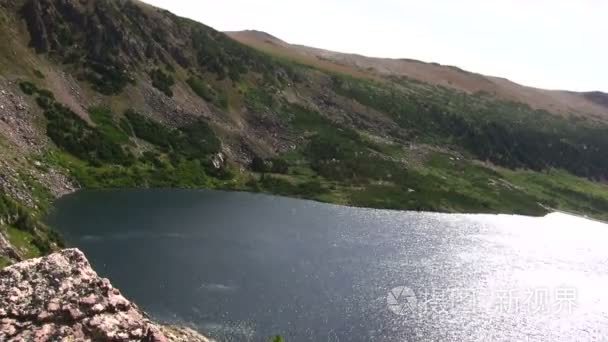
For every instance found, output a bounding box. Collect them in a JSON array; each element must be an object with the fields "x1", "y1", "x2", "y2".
[{"x1": 1, "y1": 0, "x2": 608, "y2": 339}]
